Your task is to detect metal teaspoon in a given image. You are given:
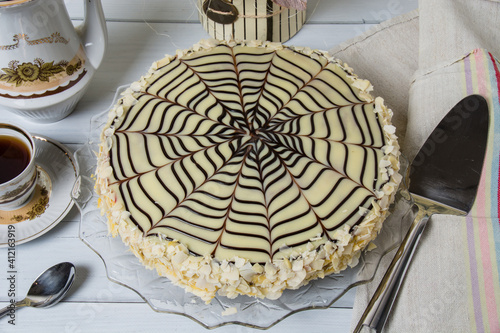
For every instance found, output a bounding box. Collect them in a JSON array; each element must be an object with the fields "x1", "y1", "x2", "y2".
[{"x1": 0, "y1": 262, "x2": 76, "y2": 318}]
